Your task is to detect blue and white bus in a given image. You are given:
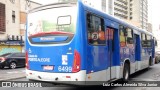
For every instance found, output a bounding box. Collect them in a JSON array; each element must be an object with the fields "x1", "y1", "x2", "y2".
[{"x1": 25, "y1": 0, "x2": 155, "y2": 85}]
